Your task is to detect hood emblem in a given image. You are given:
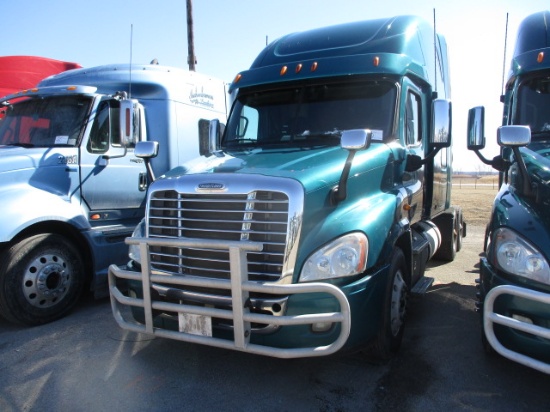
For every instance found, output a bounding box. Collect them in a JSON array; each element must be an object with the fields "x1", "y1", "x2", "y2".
[{"x1": 197, "y1": 182, "x2": 225, "y2": 191}]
